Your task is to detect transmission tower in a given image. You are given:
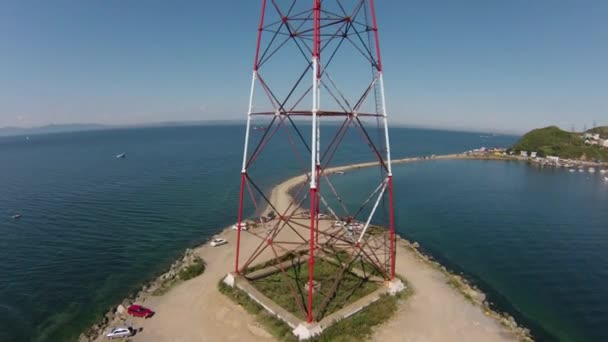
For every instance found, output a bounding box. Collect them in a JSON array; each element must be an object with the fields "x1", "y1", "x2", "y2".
[{"x1": 226, "y1": 1, "x2": 401, "y2": 334}]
